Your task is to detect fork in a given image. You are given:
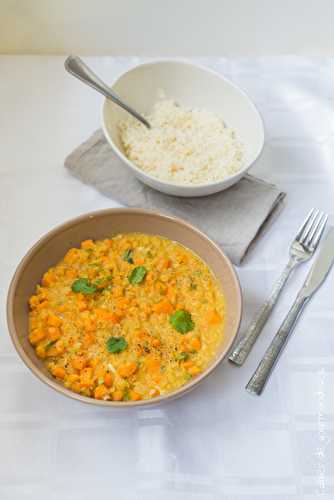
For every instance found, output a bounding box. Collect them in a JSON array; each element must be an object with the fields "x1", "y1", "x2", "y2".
[{"x1": 229, "y1": 209, "x2": 328, "y2": 366}]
